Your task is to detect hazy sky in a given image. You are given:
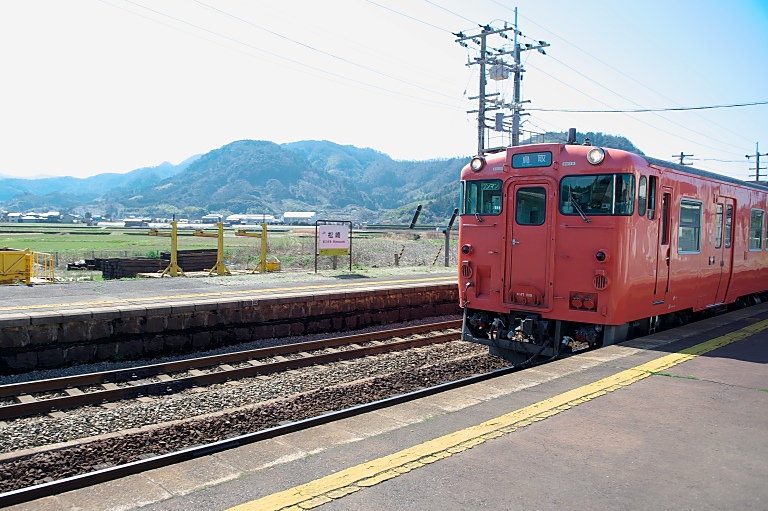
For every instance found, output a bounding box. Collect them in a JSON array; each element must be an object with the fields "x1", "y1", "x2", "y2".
[{"x1": 1, "y1": 0, "x2": 766, "y2": 180}]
